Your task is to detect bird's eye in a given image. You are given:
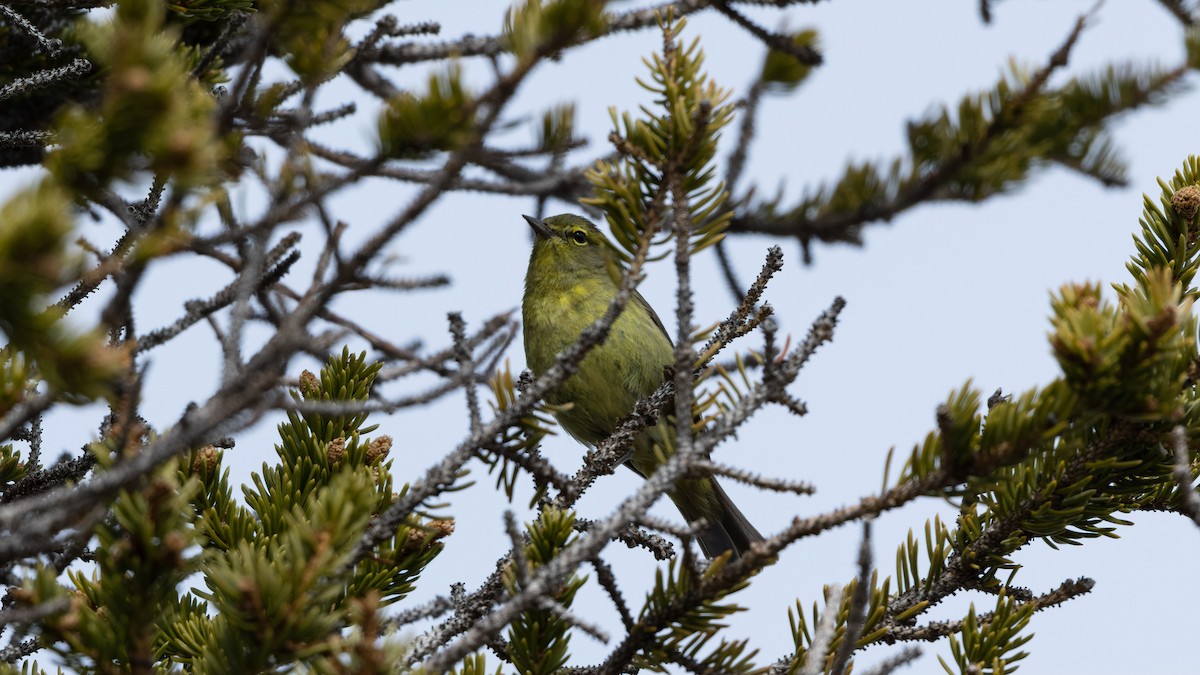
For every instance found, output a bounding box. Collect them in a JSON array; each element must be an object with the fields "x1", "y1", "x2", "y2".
[{"x1": 570, "y1": 230, "x2": 588, "y2": 245}]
